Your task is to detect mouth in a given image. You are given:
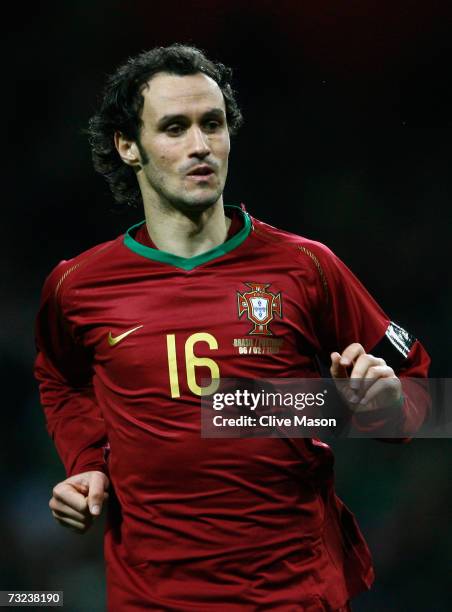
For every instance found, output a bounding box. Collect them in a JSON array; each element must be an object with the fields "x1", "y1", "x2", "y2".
[{"x1": 186, "y1": 165, "x2": 215, "y2": 181}]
